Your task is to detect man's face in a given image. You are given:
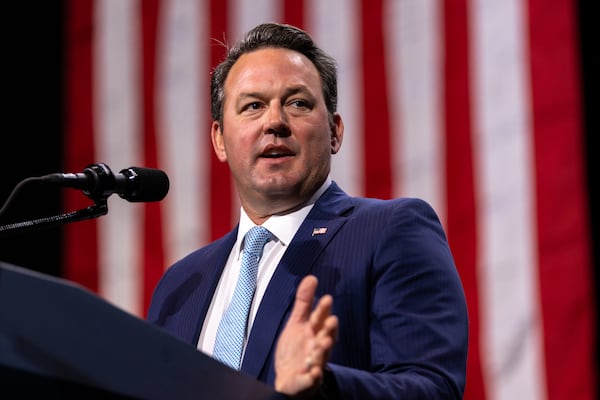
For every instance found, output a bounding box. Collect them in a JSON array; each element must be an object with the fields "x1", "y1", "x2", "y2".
[{"x1": 212, "y1": 47, "x2": 343, "y2": 219}]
